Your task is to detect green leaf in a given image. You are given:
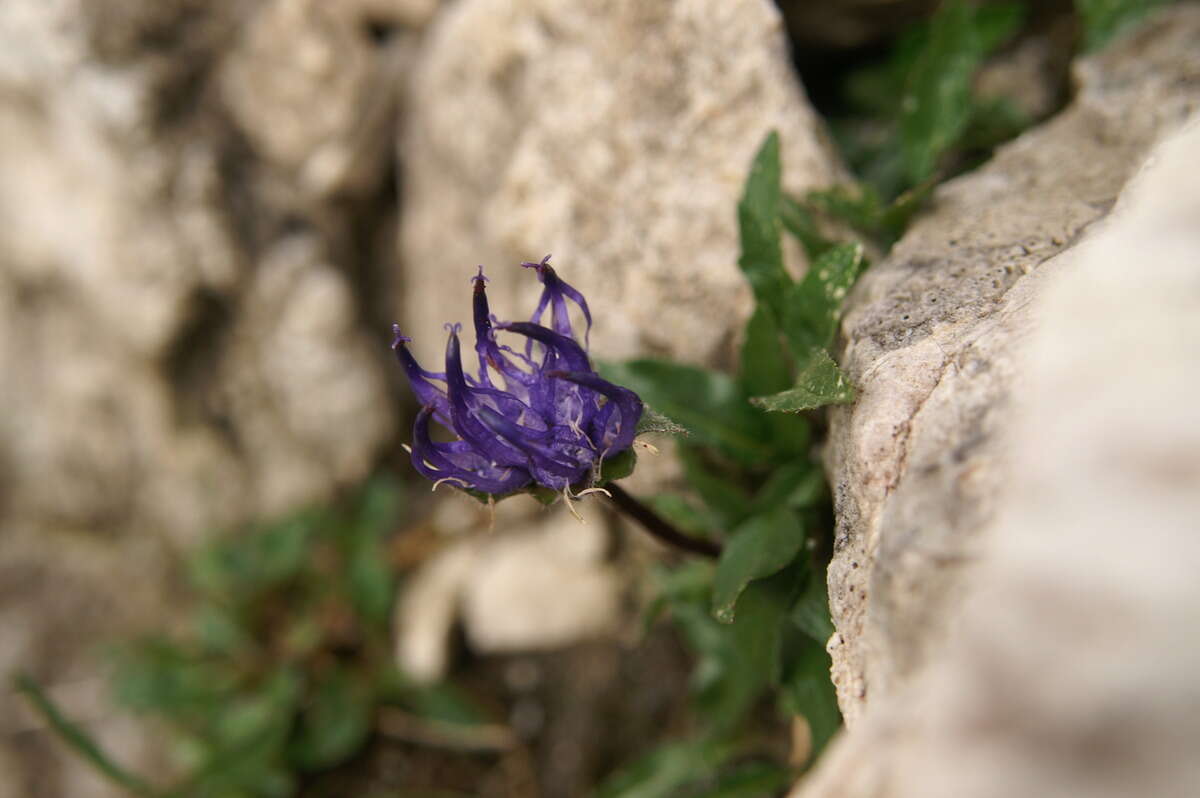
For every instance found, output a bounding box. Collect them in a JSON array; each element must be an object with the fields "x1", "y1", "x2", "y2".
[
  {"x1": 677, "y1": 445, "x2": 754, "y2": 531},
  {"x1": 751, "y1": 349, "x2": 855, "y2": 413},
  {"x1": 288, "y1": 668, "x2": 372, "y2": 770},
  {"x1": 780, "y1": 195, "x2": 836, "y2": 261},
  {"x1": 779, "y1": 633, "x2": 842, "y2": 763},
  {"x1": 14, "y1": 673, "x2": 160, "y2": 798},
  {"x1": 599, "y1": 447, "x2": 638, "y2": 483},
  {"x1": 381, "y1": 670, "x2": 489, "y2": 726},
  {"x1": 596, "y1": 738, "x2": 733, "y2": 798},
  {"x1": 751, "y1": 461, "x2": 826, "y2": 515},
  {"x1": 783, "y1": 243, "x2": 865, "y2": 354},
  {"x1": 791, "y1": 567, "x2": 835, "y2": 644},
  {"x1": 636, "y1": 406, "x2": 691, "y2": 437},
  {"x1": 646, "y1": 493, "x2": 720, "y2": 539},
  {"x1": 1077, "y1": 0, "x2": 1172, "y2": 51},
  {"x1": 737, "y1": 132, "x2": 792, "y2": 333},
  {"x1": 692, "y1": 761, "x2": 793, "y2": 798},
  {"x1": 712, "y1": 507, "x2": 805, "y2": 623},
  {"x1": 346, "y1": 479, "x2": 400, "y2": 629},
  {"x1": 598, "y1": 360, "x2": 772, "y2": 465},
  {"x1": 900, "y1": 1, "x2": 1024, "y2": 184},
  {"x1": 727, "y1": 564, "x2": 806, "y2": 689},
  {"x1": 738, "y1": 305, "x2": 791, "y2": 398}
]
